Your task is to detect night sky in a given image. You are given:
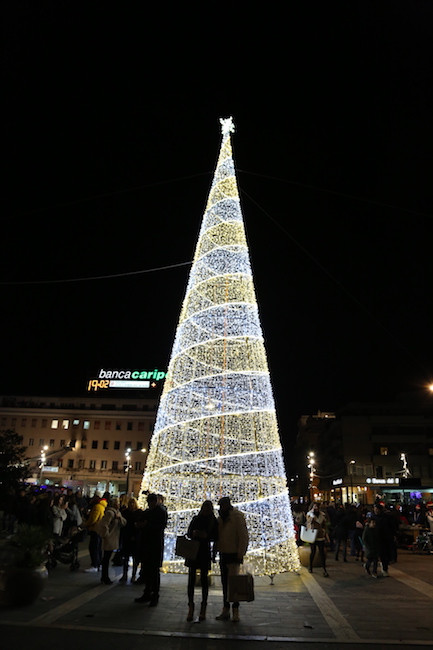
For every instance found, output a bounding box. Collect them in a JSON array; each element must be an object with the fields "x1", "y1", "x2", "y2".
[{"x1": 2, "y1": 3, "x2": 433, "y2": 456}]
